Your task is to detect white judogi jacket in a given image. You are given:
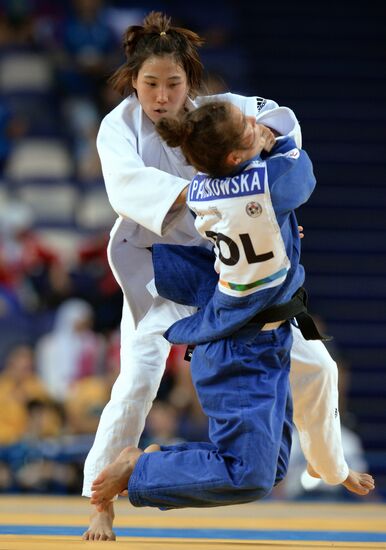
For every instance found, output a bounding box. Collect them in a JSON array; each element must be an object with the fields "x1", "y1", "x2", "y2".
[{"x1": 97, "y1": 93, "x2": 301, "y2": 326}]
